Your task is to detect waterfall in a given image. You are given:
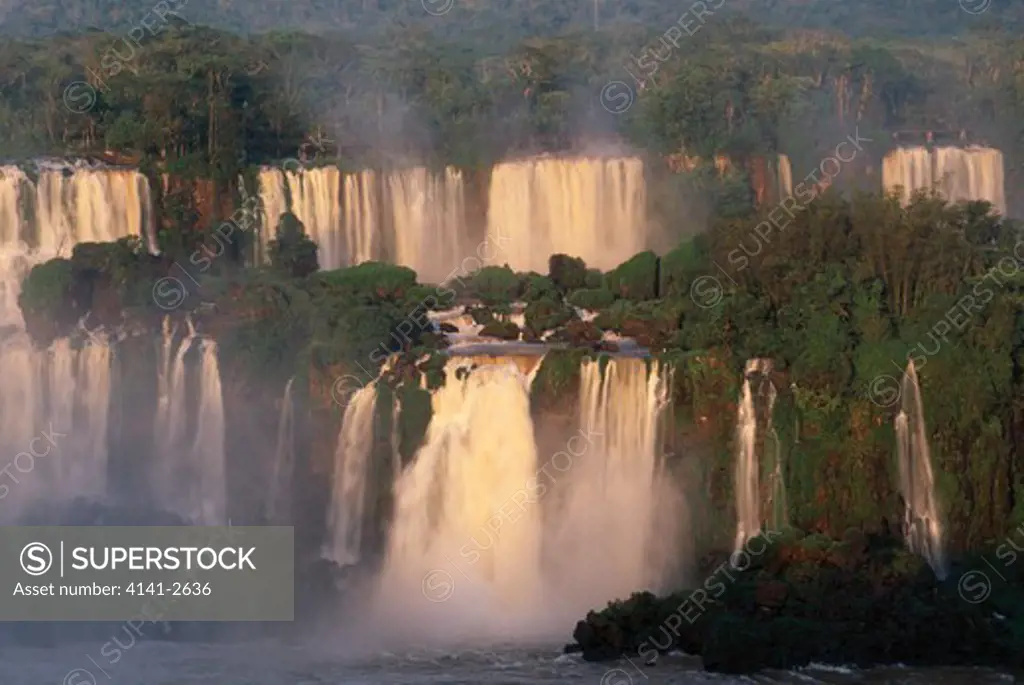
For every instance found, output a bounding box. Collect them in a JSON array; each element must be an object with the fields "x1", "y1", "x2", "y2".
[
  {"x1": 895, "y1": 361, "x2": 947, "y2": 579},
  {"x1": 0, "y1": 334, "x2": 112, "y2": 518},
  {"x1": 152, "y1": 324, "x2": 227, "y2": 525},
  {"x1": 0, "y1": 162, "x2": 145, "y2": 519},
  {"x1": 0, "y1": 163, "x2": 155, "y2": 328},
  {"x1": 193, "y1": 338, "x2": 226, "y2": 525},
  {"x1": 341, "y1": 171, "x2": 379, "y2": 269},
  {"x1": 267, "y1": 377, "x2": 296, "y2": 524},
  {"x1": 734, "y1": 358, "x2": 775, "y2": 552},
  {"x1": 385, "y1": 167, "x2": 470, "y2": 284},
  {"x1": 546, "y1": 357, "x2": 675, "y2": 613},
  {"x1": 778, "y1": 154, "x2": 792, "y2": 198},
  {"x1": 377, "y1": 360, "x2": 545, "y2": 636},
  {"x1": 324, "y1": 381, "x2": 379, "y2": 567},
  {"x1": 485, "y1": 157, "x2": 648, "y2": 273},
  {"x1": 882, "y1": 146, "x2": 1005, "y2": 215},
  {"x1": 256, "y1": 166, "x2": 469, "y2": 279}
]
